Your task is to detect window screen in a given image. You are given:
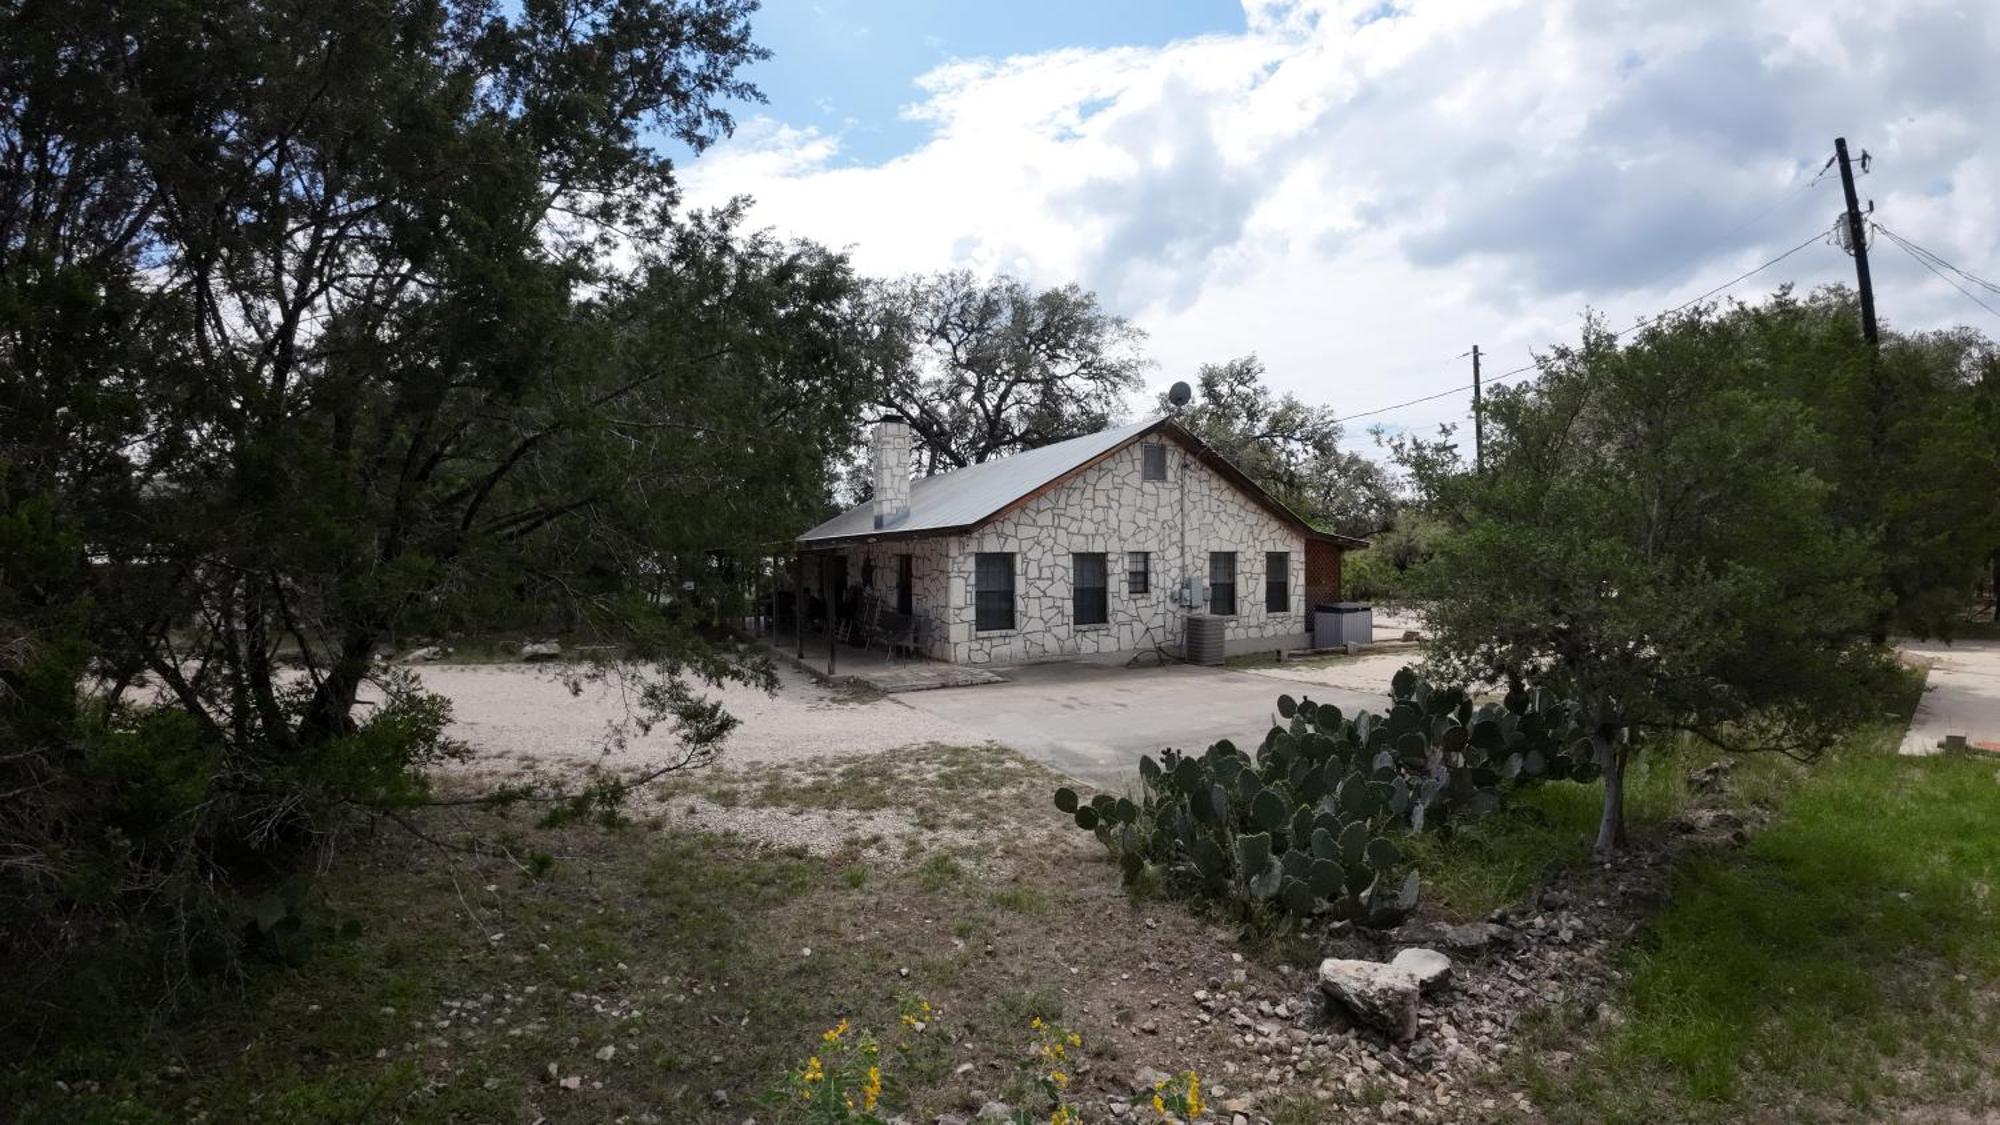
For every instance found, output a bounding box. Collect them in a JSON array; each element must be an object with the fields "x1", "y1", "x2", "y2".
[
  {"x1": 1265, "y1": 551, "x2": 1290, "y2": 613},
  {"x1": 974, "y1": 552, "x2": 1015, "y2": 632},
  {"x1": 1209, "y1": 552, "x2": 1237, "y2": 616},
  {"x1": 896, "y1": 554, "x2": 913, "y2": 616},
  {"x1": 1126, "y1": 551, "x2": 1150, "y2": 595},
  {"x1": 1073, "y1": 553, "x2": 1108, "y2": 625},
  {"x1": 1142, "y1": 443, "x2": 1168, "y2": 481}
]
